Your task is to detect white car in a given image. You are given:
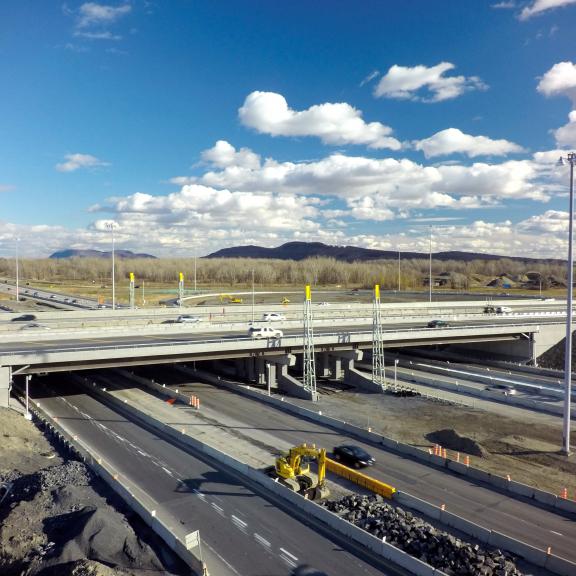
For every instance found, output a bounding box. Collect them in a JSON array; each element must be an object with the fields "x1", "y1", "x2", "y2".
[
  {"x1": 248, "y1": 326, "x2": 283, "y2": 339},
  {"x1": 262, "y1": 312, "x2": 286, "y2": 322},
  {"x1": 496, "y1": 306, "x2": 512, "y2": 313},
  {"x1": 176, "y1": 315, "x2": 202, "y2": 323},
  {"x1": 318, "y1": 302, "x2": 331, "y2": 307}
]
